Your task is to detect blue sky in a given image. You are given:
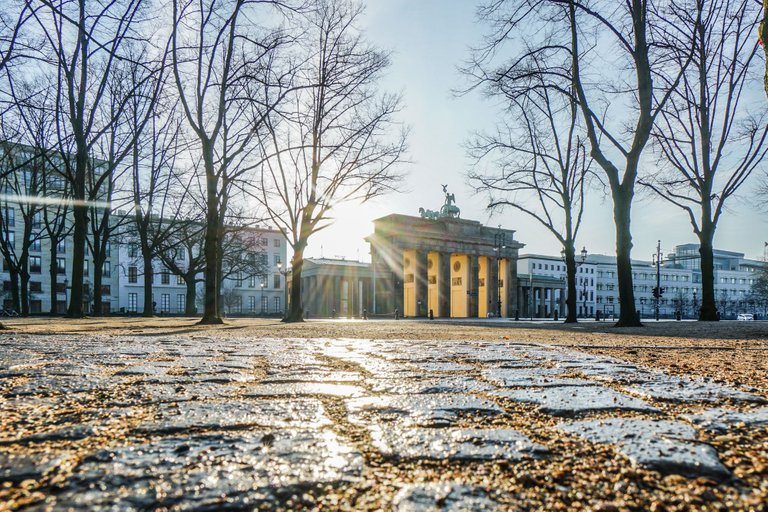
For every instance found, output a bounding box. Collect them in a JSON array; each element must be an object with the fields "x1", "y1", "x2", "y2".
[{"x1": 301, "y1": 0, "x2": 768, "y2": 263}]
